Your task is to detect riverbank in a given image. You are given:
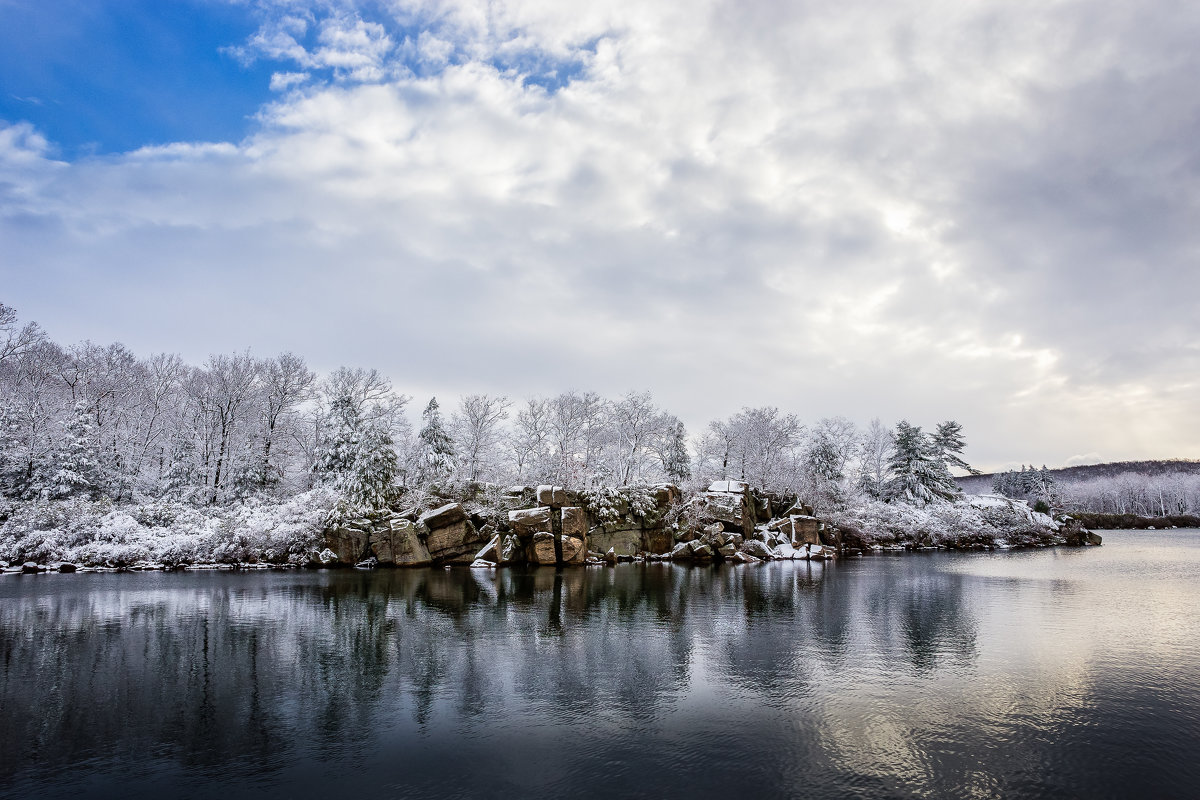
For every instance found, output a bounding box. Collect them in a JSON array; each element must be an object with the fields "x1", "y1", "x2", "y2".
[
  {"x1": 0, "y1": 482, "x2": 1101, "y2": 572},
  {"x1": 1070, "y1": 512, "x2": 1200, "y2": 529}
]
